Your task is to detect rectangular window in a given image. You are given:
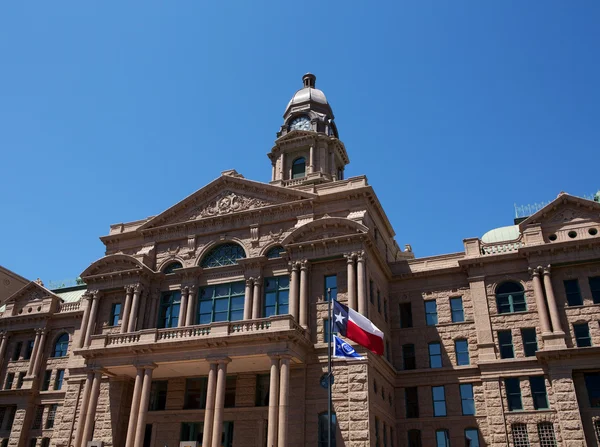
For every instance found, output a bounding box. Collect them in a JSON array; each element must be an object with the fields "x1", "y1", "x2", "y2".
[
  {"x1": 157, "y1": 291, "x2": 181, "y2": 329},
  {"x1": 255, "y1": 374, "x2": 270, "y2": 407},
  {"x1": 464, "y1": 428, "x2": 480, "y2": 447},
  {"x1": 498, "y1": 330, "x2": 514, "y2": 359},
  {"x1": 369, "y1": 280, "x2": 374, "y2": 304},
  {"x1": 324, "y1": 275, "x2": 337, "y2": 301},
  {"x1": 589, "y1": 276, "x2": 600, "y2": 304},
  {"x1": 399, "y1": 303, "x2": 413, "y2": 328},
  {"x1": 377, "y1": 290, "x2": 381, "y2": 313},
  {"x1": 564, "y1": 279, "x2": 583, "y2": 306},
  {"x1": 402, "y1": 344, "x2": 416, "y2": 370},
  {"x1": 574, "y1": 323, "x2": 592, "y2": 347},
  {"x1": 521, "y1": 328, "x2": 538, "y2": 357},
  {"x1": 512, "y1": 423, "x2": 530, "y2": 447},
  {"x1": 408, "y1": 430, "x2": 422, "y2": 447},
  {"x1": 425, "y1": 300, "x2": 438, "y2": 326},
  {"x1": 149, "y1": 381, "x2": 168, "y2": 411},
  {"x1": 0, "y1": 407, "x2": 6, "y2": 427},
  {"x1": 184, "y1": 378, "x2": 208, "y2": 409},
  {"x1": 180, "y1": 422, "x2": 203, "y2": 443},
  {"x1": 110, "y1": 303, "x2": 122, "y2": 326},
  {"x1": 41, "y1": 370, "x2": 52, "y2": 391},
  {"x1": 529, "y1": 376, "x2": 549, "y2": 409},
  {"x1": 383, "y1": 422, "x2": 387, "y2": 447},
  {"x1": 460, "y1": 383, "x2": 475, "y2": 415},
  {"x1": 24, "y1": 340, "x2": 35, "y2": 360},
  {"x1": 5, "y1": 406, "x2": 16, "y2": 431},
  {"x1": 450, "y1": 297, "x2": 464, "y2": 322},
  {"x1": 12, "y1": 342, "x2": 22, "y2": 361},
  {"x1": 383, "y1": 299, "x2": 388, "y2": 322},
  {"x1": 405, "y1": 387, "x2": 419, "y2": 418},
  {"x1": 32, "y1": 406, "x2": 44, "y2": 429},
  {"x1": 45, "y1": 404, "x2": 57, "y2": 429},
  {"x1": 584, "y1": 372, "x2": 600, "y2": 407},
  {"x1": 54, "y1": 369, "x2": 65, "y2": 390},
  {"x1": 428, "y1": 342, "x2": 442, "y2": 368},
  {"x1": 224, "y1": 376, "x2": 236, "y2": 408},
  {"x1": 385, "y1": 340, "x2": 391, "y2": 361},
  {"x1": 435, "y1": 430, "x2": 450, "y2": 447},
  {"x1": 505, "y1": 378, "x2": 523, "y2": 411},
  {"x1": 143, "y1": 423, "x2": 152, "y2": 447},
  {"x1": 198, "y1": 282, "x2": 245, "y2": 324},
  {"x1": 263, "y1": 276, "x2": 290, "y2": 317},
  {"x1": 16, "y1": 372, "x2": 25, "y2": 389},
  {"x1": 29, "y1": 439, "x2": 36, "y2": 447},
  {"x1": 432, "y1": 386, "x2": 446, "y2": 417},
  {"x1": 375, "y1": 417, "x2": 380, "y2": 446},
  {"x1": 5, "y1": 373, "x2": 14, "y2": 390},
  {"x1": 455, "y1": 339, "x2": 470, "y2": 366},
  {"x1": 40, "y1": 439, "x2": 50, "y2": 447},
  {"x1": 537, "y1": 422, "x2": 557, "y2": 447}
]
